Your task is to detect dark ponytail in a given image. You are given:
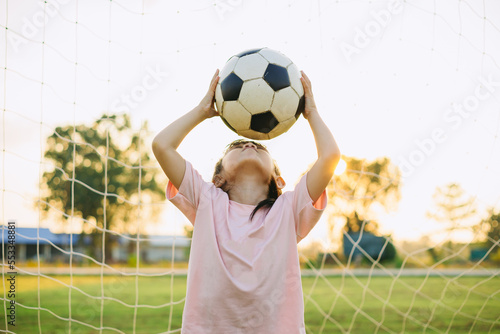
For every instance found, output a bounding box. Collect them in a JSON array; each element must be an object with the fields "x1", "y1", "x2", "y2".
[{"x1": 250, "y1": 177, "x2": 279, "y2": 220}]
